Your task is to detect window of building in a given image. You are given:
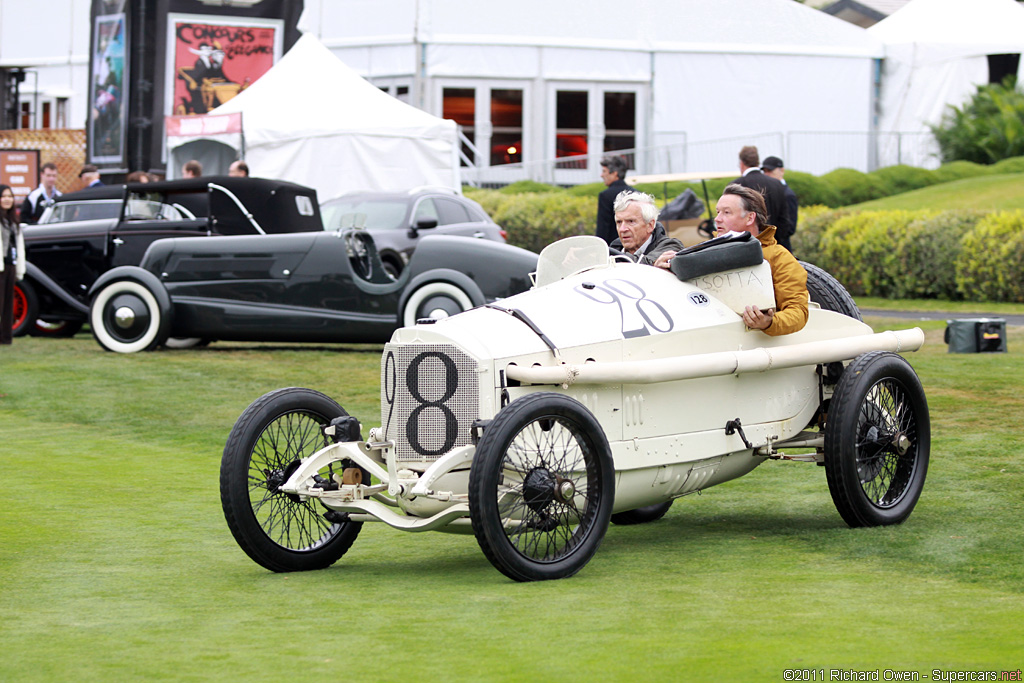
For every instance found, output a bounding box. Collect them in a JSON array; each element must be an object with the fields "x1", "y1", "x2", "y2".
[
  {"x1": 987, "y1": 54, "x2": 1020, "y2": 84},
  {"x1": 56, "y1": 98, "x2": 67, "y2": 128},
  {"x1": 19, "y1": 102, "x2": 30, "y2": 129},
  {"x1": 490, "y1": 89, "x2": 523, "y2": 166},
  {"x1": 41, "y1": 101, "x2": 51, "y2": 129},
  {"x1": 555, "y1": 90, "x2": 588, "y2": 169},
  {"x1": 604, "y1": 91, "x2": 636, "y2": 152},
  {"x1": 443, "y1": 87, "x2": 476, "y2": 166}
]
